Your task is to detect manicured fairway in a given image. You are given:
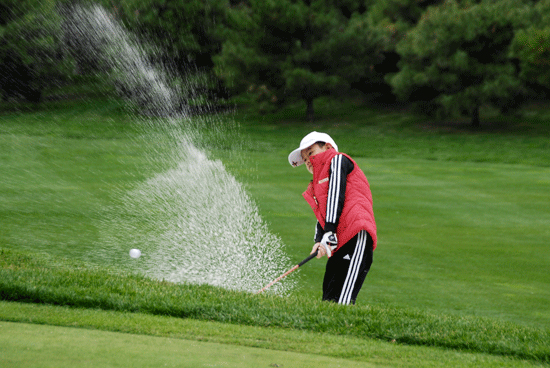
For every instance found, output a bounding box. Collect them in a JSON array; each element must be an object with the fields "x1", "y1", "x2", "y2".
[
  {"x1": 237, "y1": 151, "x2": 550, "y2": 328},
  {"x1": 0, "y1": 302, "x2": 544, "y2": 368},
  {"x1": 2, "y1": 104, "x2": 550, "y2": 327},
  {"x1": 3, "y1": 126, "x2": 549, "y2": 328},
  {"x1": 1, "y1": 99, "x2": 549, "y2": 366},
  {"x1": 1, "y1": 322, "x2": 379, "y2": 368}
]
